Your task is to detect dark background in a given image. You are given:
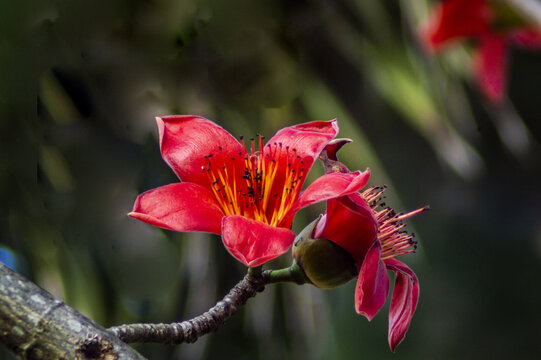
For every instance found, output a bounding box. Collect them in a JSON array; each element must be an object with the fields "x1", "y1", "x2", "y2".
[{"x1": 1, "y1": 0, "x2": 541, "y2": 359}]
